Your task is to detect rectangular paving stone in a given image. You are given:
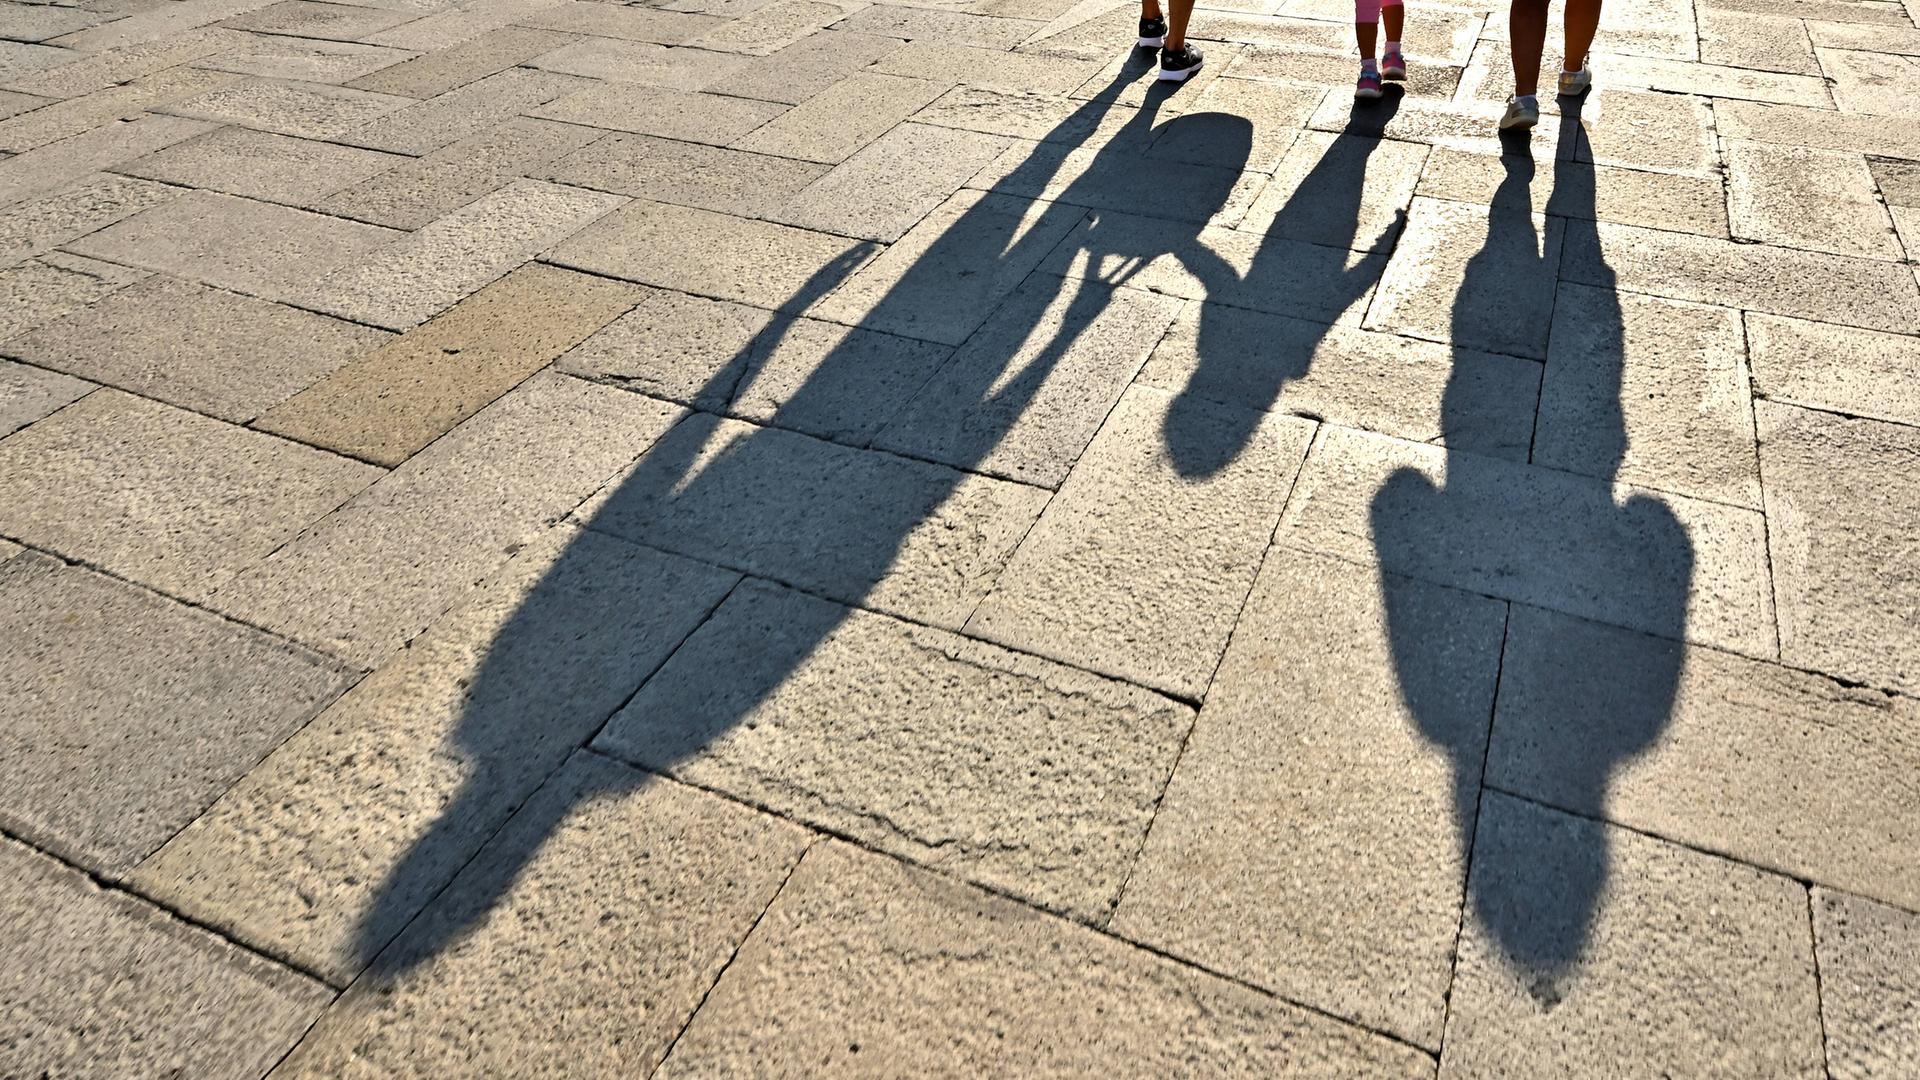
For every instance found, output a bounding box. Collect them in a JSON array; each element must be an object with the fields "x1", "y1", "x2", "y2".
[
  {"x1": 0, "y1": 41, "x2": 74, "y2": 83},
  {"x1": 1757, "y1": 401, "x2": 1920, "y2": 694},
  {"x1": 260, "y1": 264, "x2": 641, "y2": 464},
  {"x1": 686, "y1": 0, "x2": 860, "y2": 54},
  {"x1": 1807, "y1": 18, "x2": 1920, "y2": 55},
  {"x1": 1239, "y1": 129, "x2": 1427, "y2": 249},
  {"x1": 140, "y1": 528, "x2": 736, "y2": 984},
  {"x1": 160, "y1": 76, "x2": 415, "y2": 138},
  {"x1": 548, "y1": 198, "x2": 869, "y2": 311},
  {"x1": 808, "y1": 188, "x2": 1086, "y2": 346},
  {"x1": 1146, "y1": 75, "x2": 1328, "y2": 172},
  {"x1": 1727, "y1": 140, "x2": 1901, "y2": 259},
  {"x1": 1819, "y1": 45, "x2": 1920, "y2": 115},
  {"x1": 1581, "y1": 51, "x2": 1831, "y2": 105},
  {"x1": 733, "y1": 71, "x2": 947, "y2": 164},
  {"x1": 541, "y1": 131, "x2": 828, "y2": 218},
  {"x1": 1491, "y1": 604, "x2": 1920, "y2": 911},
  {"x1": 706, "y1": 26, "x2": 906, "y2": 104},
  {"x1": 362, "y1": 0, "x2": 566, "y2": 51},
  {"x1": 297, "y1": 178, "x2": 623, "y2": 330},
  {"x1": 1416, "y1": 144, "x2": 1728, "y2": 236},
  {"x1": 1876, "y1": 158, "x2": 1920, "y2": 206},
  {"x1": 1366, "y1": 195, "x2": 1562, "y2": 359},
  {"x1": 1716, "y1": 99, "x2": 1920, "y2": 158},
  {"x1": 1563, "y1": 218, "x2": 1920, "y2": 334},
  {"x1": 1698, "y1": 8, "x2": 1818, "y2": 74},
  {"x1": 335, "y1": 65, "x2": 587, "y2": 155},
  {"x1": 67, "y1": 189, "x2": 402, "y2": 306},
  {"x1": 1306, "y1": 89, "x2": 1555, "y2": 157},
  {"x1": 967, "y1": 385, "x2": 1312, "y2": 696},
  {"x1": 0, "y1": 27, "x2": 241, "y2": 99},
  {"x1": 581, "y1": 414, "x2": 1050, "y2": 626},
  {"x1": 221, "y1": 0, "x2": 419, "y2": 41},
  {"x1": 523, "y1": 36, "x2": 752, "y2": 89},
  {"x1": 1698, "y1": 0, "x2": 1907, "y2": 22},
  {"x1": 1114, "y1": 550, "x2": 1504, "y2": 1049},
  {"x1": 52, "y1": 0, "x2": 282, "y2": 52},
  {"x1": 1575, "y1": 88, "x2": 1721, "y2": 176},
  {"x1": 212, "y1": 373, "x2": 680, "y2": 666},
  {"x1": 657, "y1": 842, "x2": 1432, "y2": 1077},
  {"x1": 910, "y1": 84, "x2": 1126, "y2": 146},
  {"x1": 729, "y1": 316, "x2": 955, "y2": 444},
  {"x1": 275, "y1": 753, "x2": 808, "y2": 1075},
  {"x1": 0, "y1": 112, "x2": 213, "y2": 207},
  {"x1": 1747, "y1": 312, "x2": 1920, "y2": 427},
  {"x1": 768, "y1": 121, "x2": 1010, "y2": 242},
  {"x1": 0, "y1": 552, "x2": 350, "y2": 876},
  {"x1": 1535, "y1": 284, "x2": 1759, "y2": 507},
  {"x1": 597, "y1": 581, "x2": 1192, "y2": 920},
  {"x1": 873, "y1": 279, "x2": 1180, "y2": 487},
  {"x1": 114, "y1": 124, "x2": 405, "y2": 206},
  {"x1": 1277, "y1": 426, "x2": 1774, "y2": 655},
  {"x1": 832, "y1": 3, "x2": 1042, "y2": 47},
  {"x1": 556, "y1": 286, "x2": 777, "y2": 408},
  {"x1": 347, "y1": 25, "x2": 575, "y2": 97},
  {"x1": 0, "y1": 836, "x2": 331, "y2": 1080},
  {"x1": 0, "y1": 174, "x2": 180, "y2": 265},
  {"x1": 1138, "y1": 301, "x2": 1539, "y2": 462},
  {"x1": 0, "y1": 5, "x2": 110, "y2": 43},
  {"x1": 515, "y1": 0, "x2": 722, "y2": 43},
  {"x1": 971, "y1": 136, "x2": 1265, "y2": 228},
  {"x1": 0, "y1": 358, "x2": 91, "y2": 438},
  {"x1": 1228, "y1": 43, "x2": 1464, "y2": 99},
  {"x1": 1440, "y1": 794, "x2": 1823, "y2": 1079},
  {"x1": 0, "y1": 65, "x2": 238, "y2": 153},
  {"x1": 316, "y1": 114, "x2": 600, "y2": 229},
  {"x1": 194, "y1": 33, "x2": 417, "y2": 84},
  {"x1": 1814, "y1": 889, "x2": 1920, "y2": 1080},
  {"x1": 0, "y1": 390, "x2": 378, "y2": 601},
  {"x1": 7, "y1": 274, "x2": 389, "y2": 422},
  {"x1": 530, "y1": 81, "x2": 785, "y2": 143},
  {"x1": 869, "y1": 38, "x2": 1100, "y2": 92},
  {"x1": 0, "y1": 252, "x2": 147, "y2": 342}
]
